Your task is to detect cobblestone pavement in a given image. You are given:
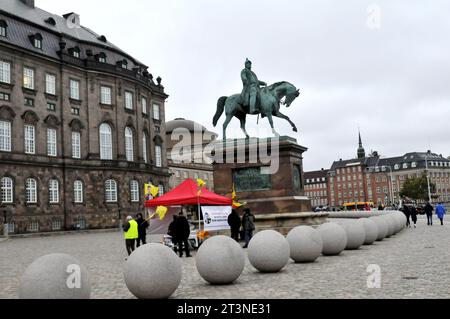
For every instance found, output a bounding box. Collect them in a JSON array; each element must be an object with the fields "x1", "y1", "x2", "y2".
[{"x1": 1, "y1": 216, "x2": 449, "y2": 299}]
